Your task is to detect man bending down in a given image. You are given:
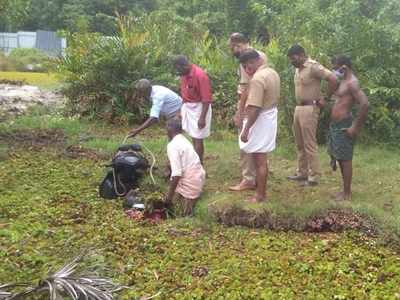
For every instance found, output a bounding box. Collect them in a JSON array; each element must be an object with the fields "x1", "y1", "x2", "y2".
[
  {"x1": 239, "y1": 49, "x2": 280, "y2": 202},
  {"x1": 329, "y1": 55, "x2": 369, "y2": 201},
  {"x1": 128, "y1": 79, "x2": 182, "y2": 137},
  {"x1": 164, "y1": 118, "x2": 206, "y2": 216}
]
